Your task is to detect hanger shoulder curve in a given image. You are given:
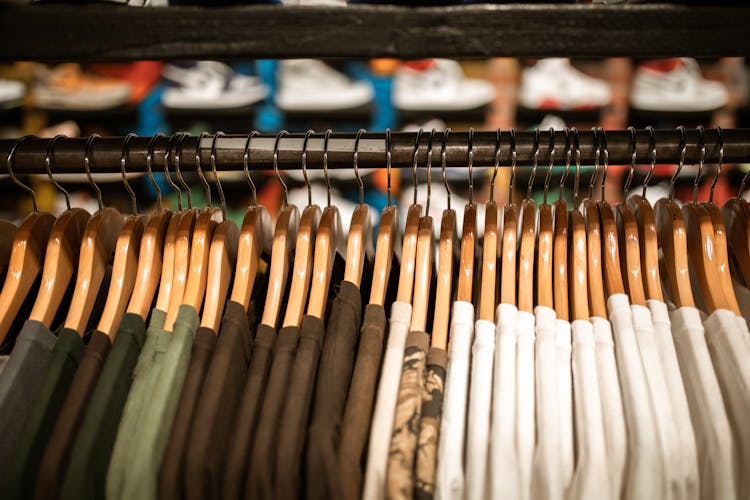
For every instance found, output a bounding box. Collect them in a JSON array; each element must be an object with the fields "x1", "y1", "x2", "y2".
[
  {"x1": 230, "y1": 205, "x2": 272, "y2": 311},
  {"x1": 344, "y1": 203, "x2": 373, "y2": 288},
  {"x1": 154, "y1": 211, "x2": 181, "y2": 313},
  {"x1": 127, "y1": 210, "x2": 171, "y2": 320},
  {"x1": 553, "y1": 199, "x2": 569, "y2": 321},
  {"x1": 615, "y1": 203, "x2": 646, "y2": 306},
  {"x1": 164, "y1": 209, "x2": 197, "y2": 329},
  {"x1": 704, "y1": 202, "x2": 741, "y2": 315},
  {"x1": 536, "y1": 202, "x2": 554, "y2": 310},
  {"x1": 200, "y1": 219, "x2": 240, "y2": 333},
  {"x1": 261, "y1": 205, "x2": 300, "y2": 327},
  {"x1": 722, "y1": 197, "x2": 750, "y2": 288},
  {"x1": 682, "y1": 202, "x2": 728, "y2": 313},
  {"x1": 397, "y1": 203, "x2": 423, "y2": 304},
  {"x1": 569, "y1": 209, "x2": 589, "y2": 321},
  {"x1": 598, "y1": 201, "x2": 626, "y2": 297},
  {"x1": 480, "y1": 201, "x2": 498, "y2": 321},
  {"x1": 655, "y1": 199, "x2": 695, "y2": 308},
  {"x1": 369, "y1": 205, "x2": 399, "y2": 307},
  {"x1": 456, "y1": 203, "x2": 475, "y2": 304},
  {"x1": 432, "y1": 208, "x2": 456, "y2": 350},
  {"x1": 518, "y1": 199, "x2": 536, "y2": 314},
  {"x1": 282, "y1": 204, "x2": 320, "y2": 328},
  {"x1": 306, "y1": 205, "x2": 339, "y2": 321},
  {"x1": 584, "y1": 201, "x2": 607, "y2": 318},
  {"x1": 500, "y1": 203, "x2": 518, "y2": 307},
  {"x1": 628, "y1": 195, "x2": 663, "y2": 302},
  {"x1": 178, "y1": 208, "x2": 222, "y2": 324},
  {"x1": 410, "y1": 216, "x2": 434, "y2": 334}
]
